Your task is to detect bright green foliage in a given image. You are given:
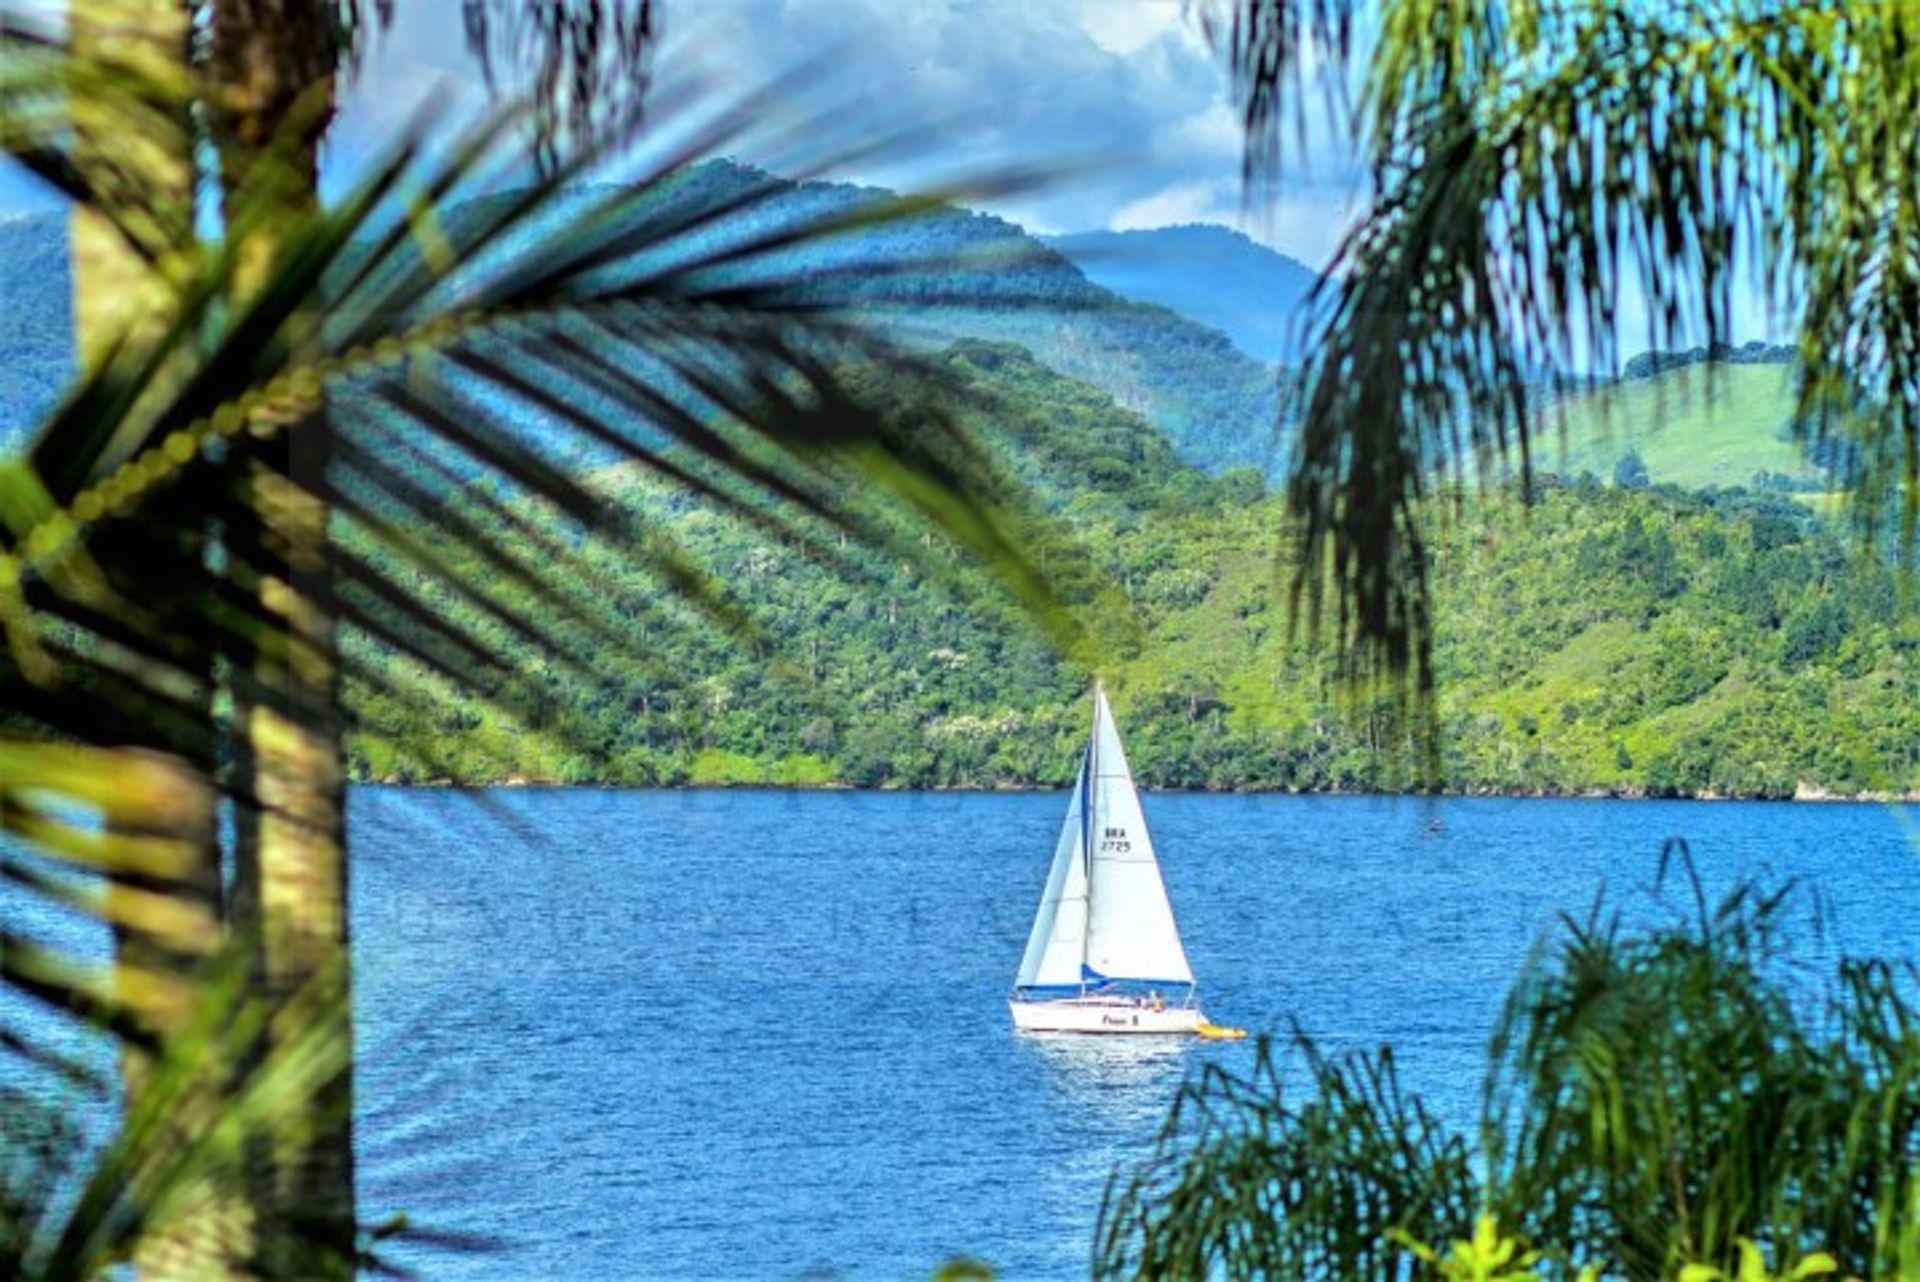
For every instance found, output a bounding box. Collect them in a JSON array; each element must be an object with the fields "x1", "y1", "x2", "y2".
[
  {"x1": 1206, "y1": 0, "x2": 1920, "y2": 699},
  {"x1": 1678, "y1": 1241, "x2": 1838, "y2": 1282},
  {"x1": 1387, "y1": 1216, "x2": 1561, "y2": 1281},
  {"x1": 346, "y1": 342, "x2": 1920, "y2": 798},
  {"x1": 1096, "y1": 873, "x2": 1920, "y2": 1279}
]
